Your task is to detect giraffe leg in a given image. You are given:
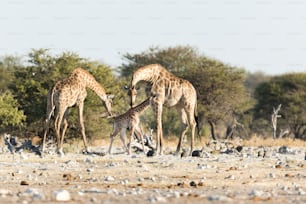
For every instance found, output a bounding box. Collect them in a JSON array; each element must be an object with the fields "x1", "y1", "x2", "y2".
[
  {"x1": 175, "y1": 107, "x2": 189, "y2": 155},
  {"x1": 135, "y1": 127, "x2": 145, "y2": 154},
  {"x1": 154, "y1": 103, "x2": 164, "y2": 155},
  {"x1": 54, "y1": 109, "x2": 66, "y2": 156},
  {"x1": 58, "y1": 118, "x2": 68, "y2": 156},
  {"x1": 185, "y1": 107, "x2": 197, "y2": 155},
  {"x1": 128, "y1": 126, "x2": 135, "y2": 155},
  {"x1": 78, "y1": 101, "x2": 89, "y2": 153},
  {"x1": 42, "y1": 116, "x2": 52, "y2": 153},
  {"x1": 108, "y1": 127, "x2": 119, "y2": 154},
  {"x1": 120, "y1": 129, "x2": 128, "y2": 153}
]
